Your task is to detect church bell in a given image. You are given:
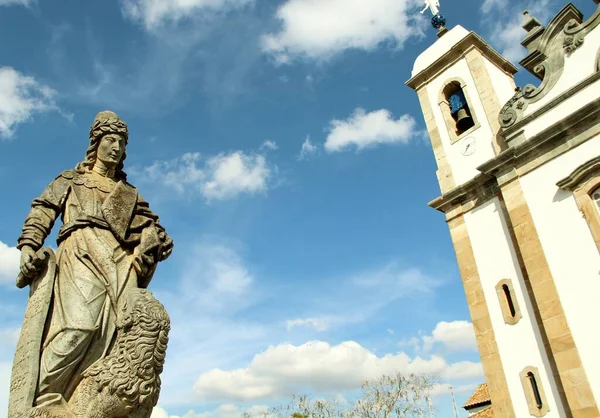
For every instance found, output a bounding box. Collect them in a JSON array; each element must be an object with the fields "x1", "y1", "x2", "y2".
[
  {"x1": 449, "y1": 89, "x2": 474, "y2": 132},
  {"x1": 455, "y1": 108, "x2": 474, "y2": 131}
]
